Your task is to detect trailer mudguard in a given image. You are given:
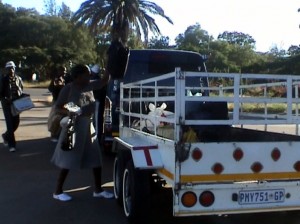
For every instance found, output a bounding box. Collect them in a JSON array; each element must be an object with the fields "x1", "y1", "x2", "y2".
[{"x1": 113, "y1": 137, "x2": 164, "y2": 169}]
